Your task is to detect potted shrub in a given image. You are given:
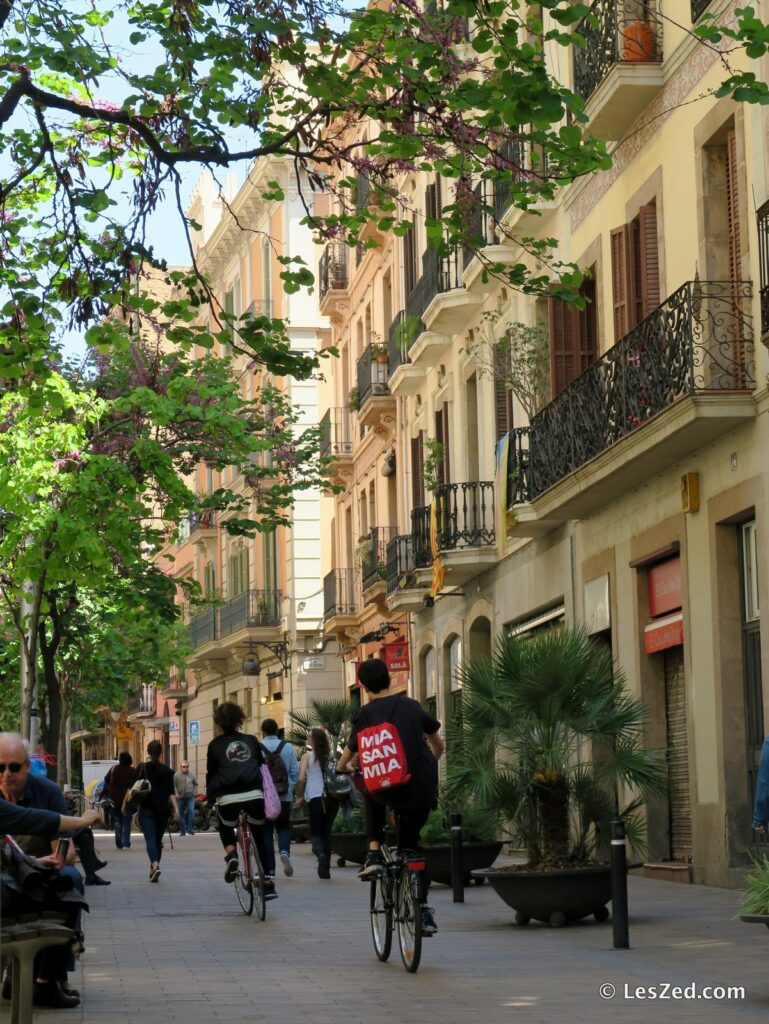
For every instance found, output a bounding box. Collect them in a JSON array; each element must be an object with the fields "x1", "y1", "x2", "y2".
[
  {"x1": 369, "y1": 335, "x2": 389, "y2": 364},
  {"x1": 330, "y1": 803, "x2": 368, "y2": 866},
  {"x1": 348, "y1": 386, "x2": 361, "y2": 412},
  {"x1": 448, "y1": 626, "x2": 667, "y2": 926},
  {"x1": 739, "y1": 856, "x2": 769, "y2": 929},
  {"x1": 420, "y1": 804, "x2": 503, "y2": 886}
]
